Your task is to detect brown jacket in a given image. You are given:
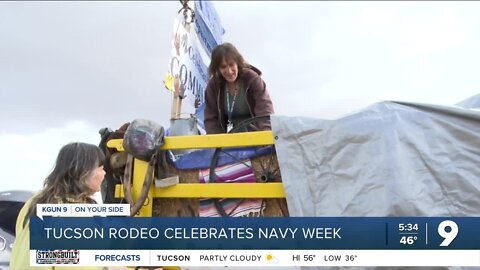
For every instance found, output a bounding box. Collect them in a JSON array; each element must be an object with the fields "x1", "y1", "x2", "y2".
[{"x1": 204, "y1": 66, "x2": 274, "y2": 134}]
